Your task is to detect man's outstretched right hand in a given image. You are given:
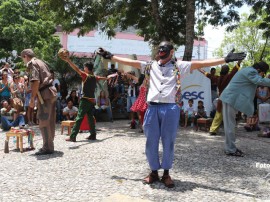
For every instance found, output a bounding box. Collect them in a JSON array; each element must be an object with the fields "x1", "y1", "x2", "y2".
[{"x1": 96, "y1": 48, "x2": 114, "y2": 60}]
